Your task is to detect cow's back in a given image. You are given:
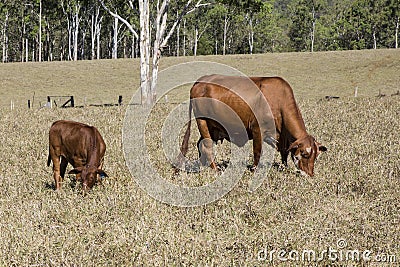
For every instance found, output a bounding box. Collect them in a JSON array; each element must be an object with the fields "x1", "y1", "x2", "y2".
[
  {"x1": 49, "y1": 120, "x2": 105, "y2": 167},
  {"x1": 190, "y1": 75, "x2": 276, "y2": 145}
]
